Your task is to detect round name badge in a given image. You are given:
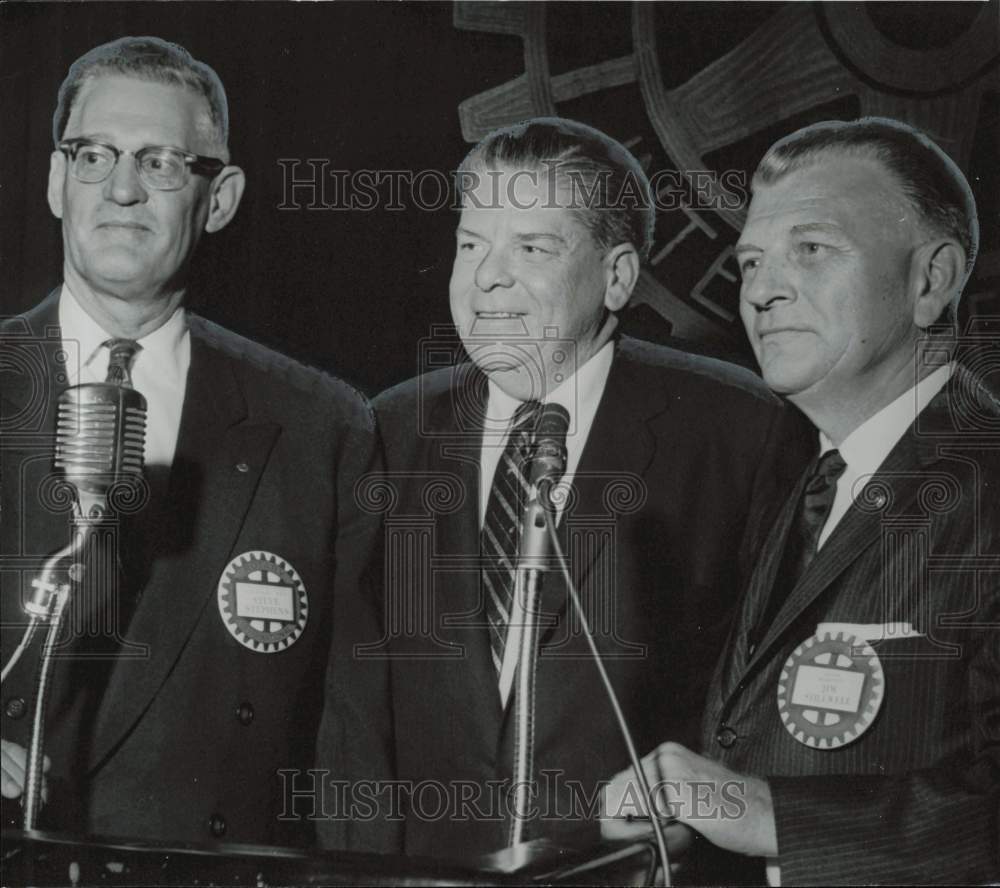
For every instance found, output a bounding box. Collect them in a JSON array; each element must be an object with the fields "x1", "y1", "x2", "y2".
[
  {"x1": 777, "y1": 629, "x2": 884, "y2": 750},
  {"x1": 217, "y1": 550, "x2": 308, "y2": 653}
]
